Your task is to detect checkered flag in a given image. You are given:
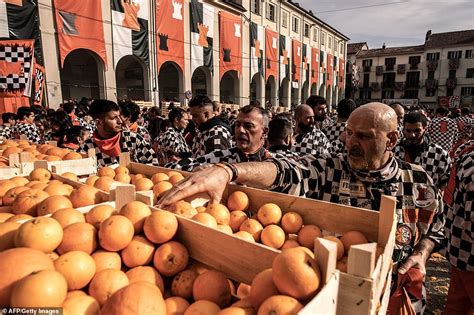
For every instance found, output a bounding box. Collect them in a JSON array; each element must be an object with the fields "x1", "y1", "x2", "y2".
[
  {"x1": 33, "y1": 62, "x2": 45, "y2": 105},
  {"x1": 0, "y1": 39, "x2": 35, "y2": 97}
]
